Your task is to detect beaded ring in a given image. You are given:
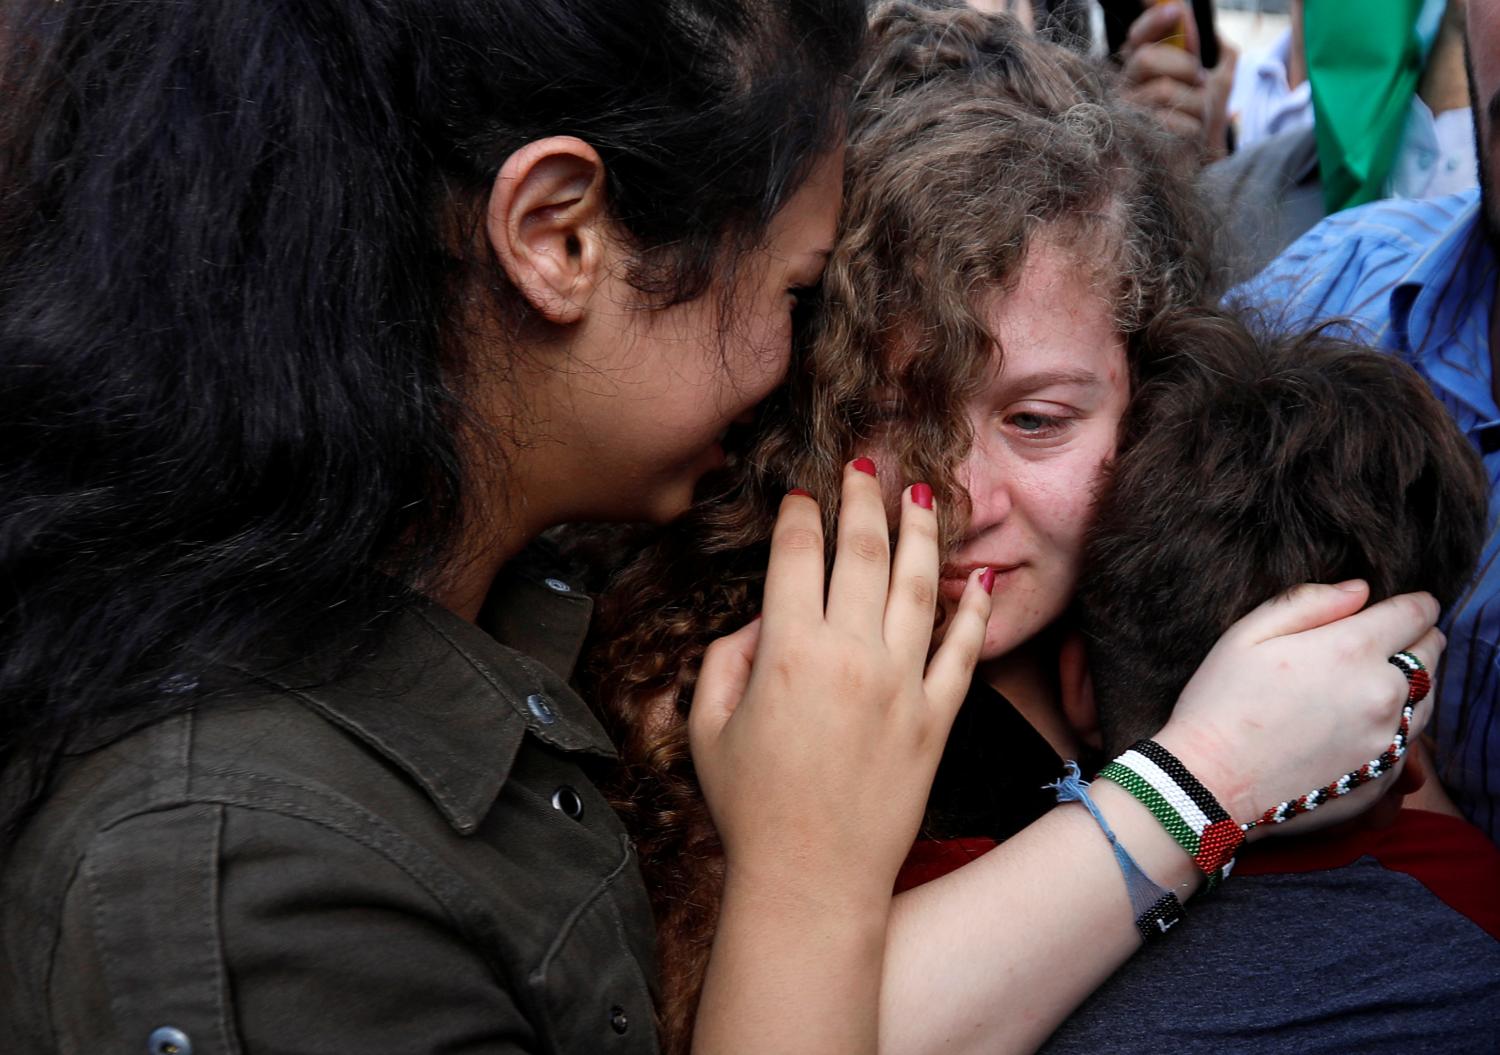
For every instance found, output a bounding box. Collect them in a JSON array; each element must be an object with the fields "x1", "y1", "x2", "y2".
[{"x1": 1241, "y1": 650, "x2": 1428, "y2": 831}]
